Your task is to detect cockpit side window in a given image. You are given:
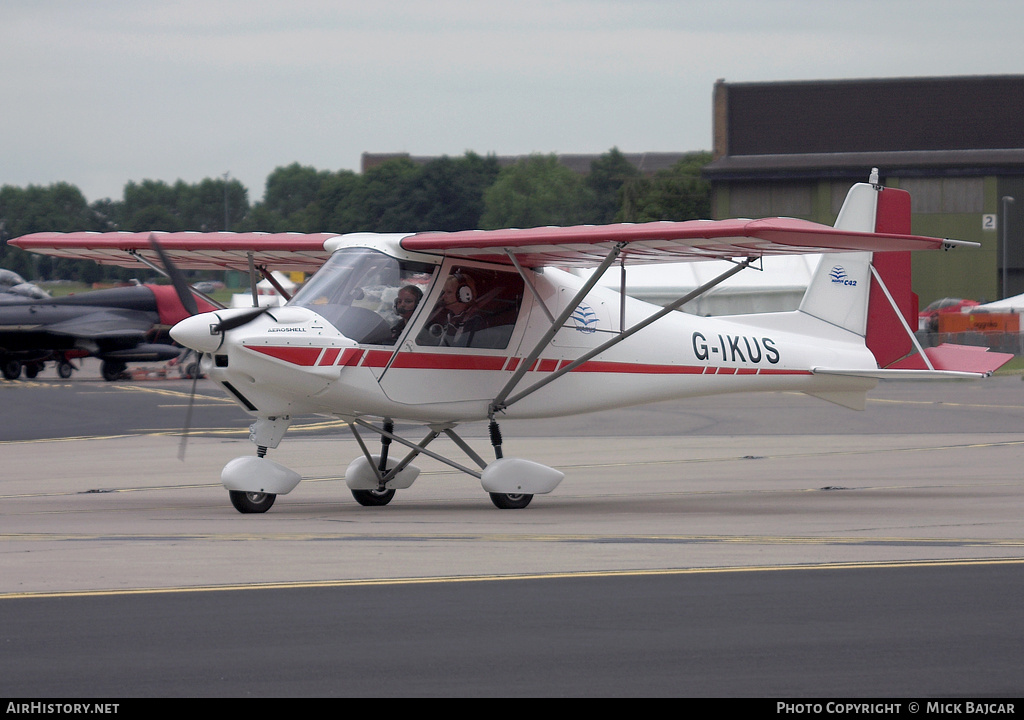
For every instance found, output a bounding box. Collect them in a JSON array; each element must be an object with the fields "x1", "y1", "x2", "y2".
[
  {"x1": 289, "y1": 248, "x2": 435, "y2": 345},
  {"x1": 415, "y1": 267, "x2": 525, "y2": 349}
]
